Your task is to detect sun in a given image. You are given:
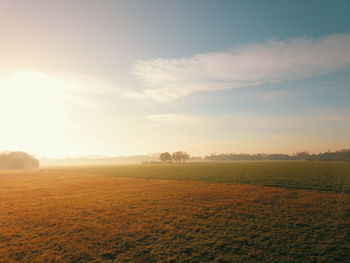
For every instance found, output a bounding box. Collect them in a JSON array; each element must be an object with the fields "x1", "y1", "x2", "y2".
[{"x1": 0, "y1": 70, "x2": 68, "y2": 157}]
